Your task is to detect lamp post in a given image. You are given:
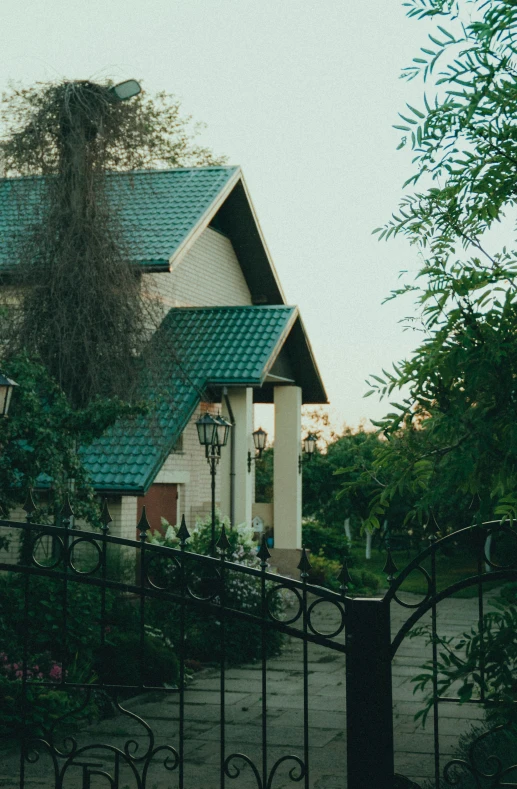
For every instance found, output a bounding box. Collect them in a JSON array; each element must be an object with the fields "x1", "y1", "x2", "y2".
[
  {"x1": 196, "y1": 411, "x2": 232, "y2": 554},
  {"x1": 299, "y1": 432, "x2": 317, "y2": 473},
  {"x1": 0, "y1": 373, "x2": 18, "y2": 418},
  {"x1": 247, "y1": 426, "x2": 268, "y2": 472}
]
